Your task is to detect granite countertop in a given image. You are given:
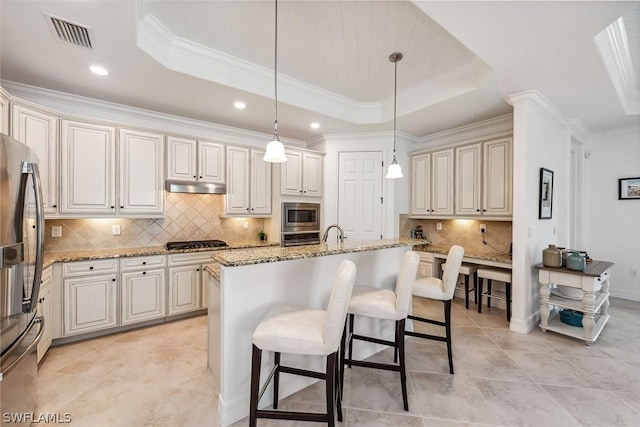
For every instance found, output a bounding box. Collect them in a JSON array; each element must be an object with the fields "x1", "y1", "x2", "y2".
[
  {"x1": 204, "y1": 264, "x2": 221, "y2": 281},
  {"x1": 212, "y1": 238, "x2": 425, "y2": 267},
  {"x1": 413, "y1": 244, "x2": 512, "y2": 265},
  {"x1": 42, "y1": 240, "x2": 280, "y2": 269}
]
